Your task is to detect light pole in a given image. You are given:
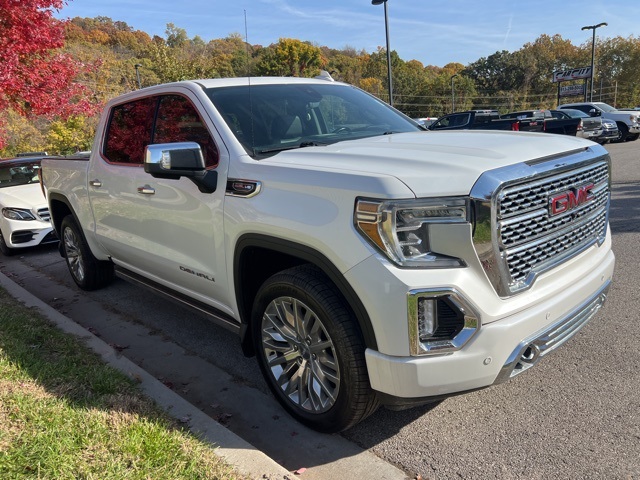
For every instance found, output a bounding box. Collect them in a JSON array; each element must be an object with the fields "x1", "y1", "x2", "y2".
[
  {"x1": 134, "y1": 64, "x2": 142, "y2": 89},
  {"x1": 372, "y1": 0, "x2": 393, "y2": 107},
  {"x1": 581, "y1": 22, "x2": 607, "y2": 102},
  {"x1": 451, "y1": 74, "x2": 458, "y2": 113}
]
